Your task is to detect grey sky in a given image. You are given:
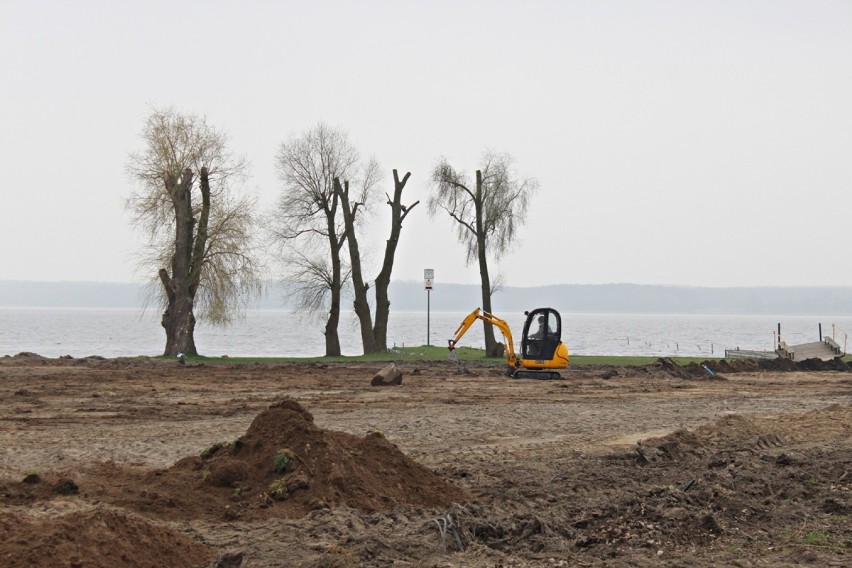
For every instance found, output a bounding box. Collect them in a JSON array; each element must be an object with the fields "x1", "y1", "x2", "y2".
[{"x1": 2, "y1": 0, "x2": 850, "y2": 288}]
